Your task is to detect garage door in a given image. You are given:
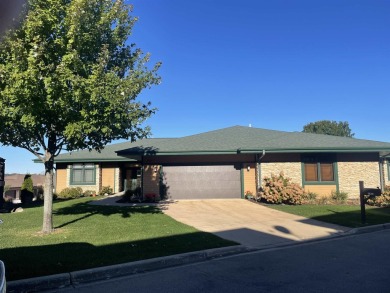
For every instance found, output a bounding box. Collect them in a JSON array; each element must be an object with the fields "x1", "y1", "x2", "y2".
[{"x1": 162, "y1": 165, "x2": 241, "y2": 199}]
